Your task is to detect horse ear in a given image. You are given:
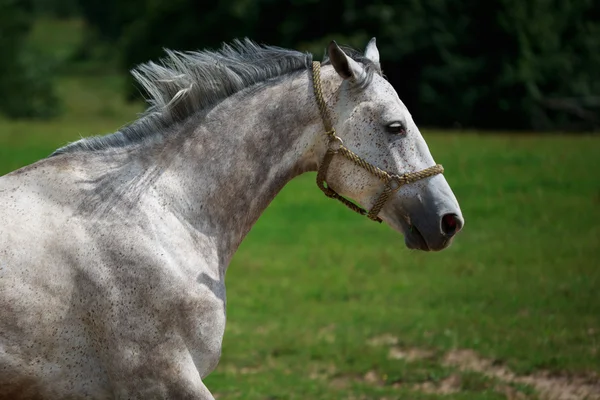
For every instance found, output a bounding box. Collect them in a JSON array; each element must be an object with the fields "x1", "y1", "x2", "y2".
[
  {"x1": 327, "y1": 40, "x2": 365, "y2": 81},
  {"x1": 364, "y1": 37, "x2": 380, "y2": 64}
]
